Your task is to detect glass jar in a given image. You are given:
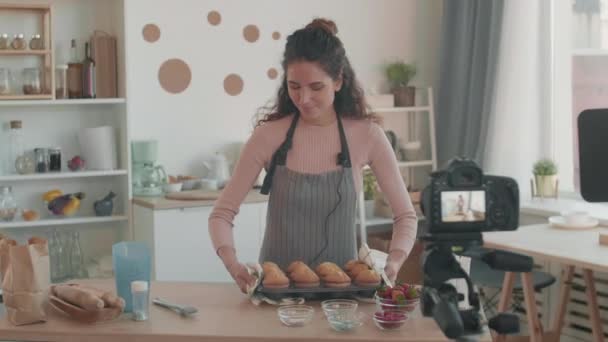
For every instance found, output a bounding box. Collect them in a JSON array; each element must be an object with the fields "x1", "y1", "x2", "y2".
[
  {"x1": 49, "y1": 148, "x2": 61, "y2": 172},
  {"x1": 55, "y1": 65, "x2": 68, "y2": 99},
  {"x1": 11, "y1": 34, "x2": 26, "y2": 50},
  {"x1": 0, "y1": 186, "x2": 18, "y2": 222},
  {"x1": 29, "y1": 34, "x2": 44, "y2": 50},
  {"x1": 0, "y1": 33, "x2": 9, "y2": 50},
  {"x1": 0, "y1": 67, "x2": 12, "y2": 95},
  {"x1": 22, "y1": 68, "x2": 42, "y2": 95},
  {"x1": 34, "y1": 148, "x2": 48, "y2": 173}
]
